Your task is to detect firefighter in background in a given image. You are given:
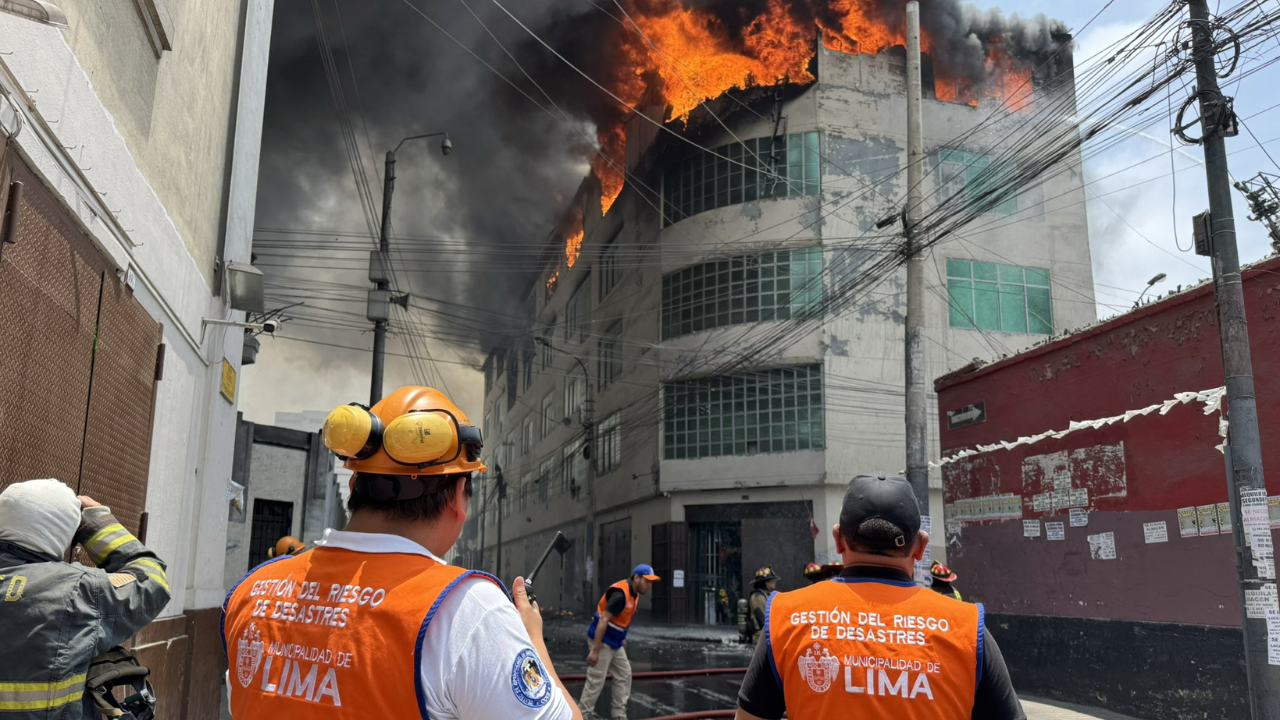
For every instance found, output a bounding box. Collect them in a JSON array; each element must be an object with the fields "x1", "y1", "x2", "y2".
[
  {"x1": 748, "y1": 567, "x2": 779, "y2": 643},
  {"x1": 580, "y1": 564, "x2": 660, "y2": 720},
  {"x1": 267, "y1": 535, "x2": 304, "y2": 558},
  {"x1": 0, "y1": 478, "x2": 170, "y2": 719},
  {"x1": 802, "y1": 562, "x2": 842, "y2": 584},
  {"x1": 734, "y1": 475, "x2": 1025, "y2": 720},
  {"x1": 223, "y1": 386, "x2": 581, "y2": 720},
  {"x1": 930, "y1": 561, "x2": 963, "y2": 600}
]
